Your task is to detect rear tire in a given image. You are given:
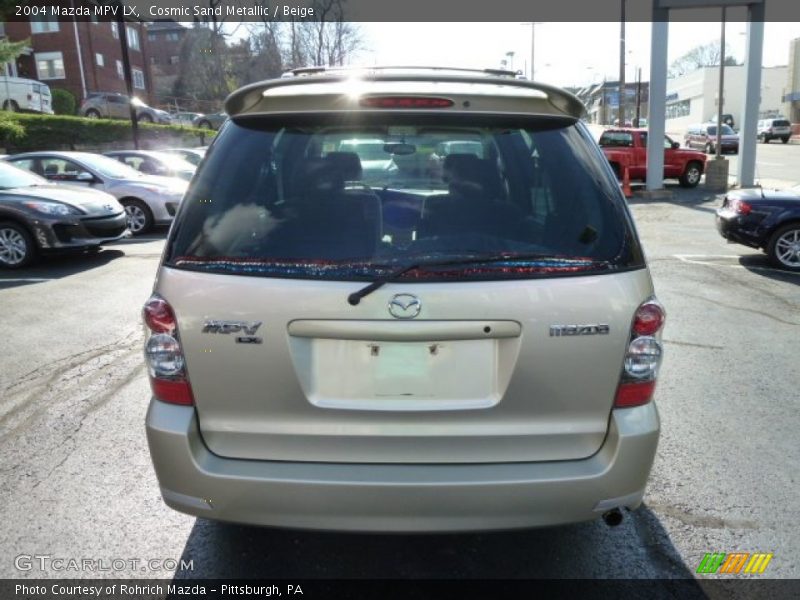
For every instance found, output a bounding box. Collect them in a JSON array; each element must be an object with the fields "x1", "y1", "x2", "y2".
[
  {"x1": 2, "y1": 100, "x2": 19, "y2": 112},
  {"x1": 198, "y1": 120, "x2": 213, "y2": 129},
  {"x1": 705, "y1": 143, "x2": 715, "y2": 154},
  {"x1": 781, "y1": 136, "x2": 790, "y2": 144},
  {"x1": 121, "y1": 199, "x2": 154, "y2": 235},
  {"x1": 138, "y1": 113, "x2": 153, "y2": 123},
  {"x1": 679, "y1": 162, "x2": 703, "y2": 188},
  {"x1": 609, "y1": 163, "x2": 621, "y2": 180},
  {"x1": 767, "y1": 223, "x2": 800, "y2": 271},
  {"x1": 0, "y1": 221, "x2": 37, "y2": 268}
]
